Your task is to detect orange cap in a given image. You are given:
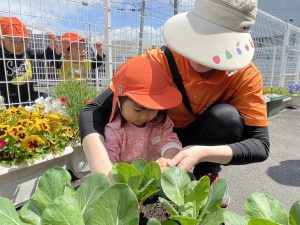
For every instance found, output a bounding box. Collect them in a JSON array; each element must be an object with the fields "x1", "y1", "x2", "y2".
[
  {"x1": 0, "y1": 17, "x2": 28, "y2": 38},
  {"x1": 61, "y1": 32, "x2": 86, "y2": 43},
  {"x1": 109, "y1": 56, "x2": 182, "y2": 122}
]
